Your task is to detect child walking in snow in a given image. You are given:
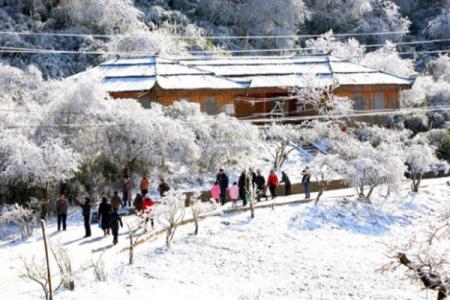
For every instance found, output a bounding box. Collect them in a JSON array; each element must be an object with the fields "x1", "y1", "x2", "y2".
[
  {"x1": 228, "y1": 182, "x2": 239, "y2": 208},
  {"x1": 142, "y1": 194, "x2": 156, "y2": 230},
  {"x1": 110, "y1": 208, "x2": 123, "y2": 245},
  {"x1": 210, "y1": 181, "x2": 221, "y2": 203}
]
